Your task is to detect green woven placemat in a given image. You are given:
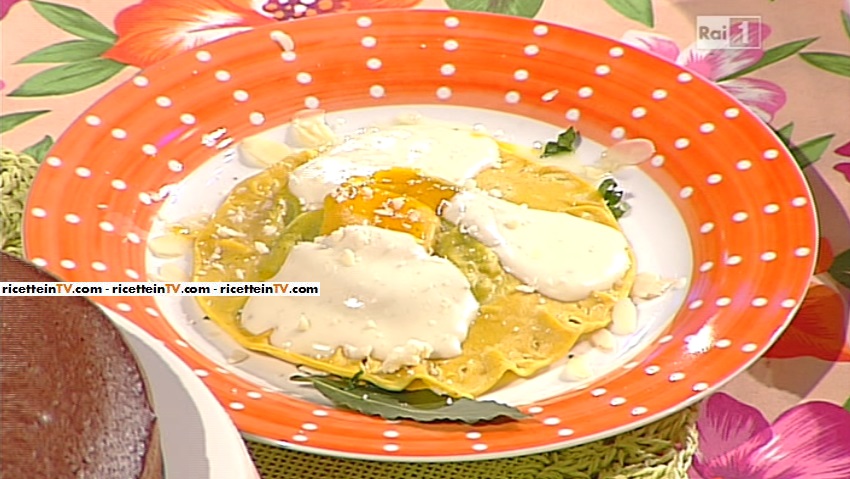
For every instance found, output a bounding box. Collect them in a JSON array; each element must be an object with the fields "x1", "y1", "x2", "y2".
[{"x1": 1, "y1": 147, "x2": 699, "y2": 478}]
